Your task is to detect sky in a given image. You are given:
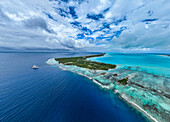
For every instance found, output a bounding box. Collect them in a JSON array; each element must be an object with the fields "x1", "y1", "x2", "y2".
[{"x1": 0, "y1": 0, "x2": 170, "y2": 52}]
